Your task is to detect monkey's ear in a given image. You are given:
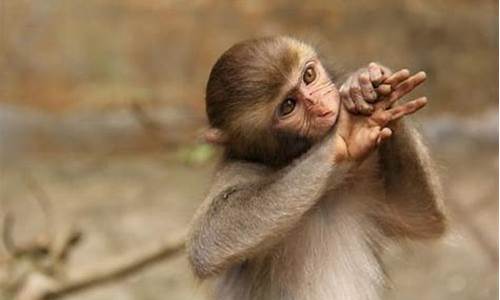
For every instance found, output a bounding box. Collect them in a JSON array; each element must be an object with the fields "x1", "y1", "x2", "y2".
[{"x1": 202, "y1": 128, "x2": 228, "y2": 145}]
